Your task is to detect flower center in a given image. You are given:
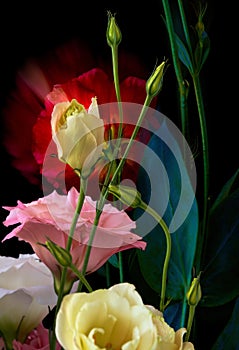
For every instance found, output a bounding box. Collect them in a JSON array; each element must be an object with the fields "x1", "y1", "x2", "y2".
[{"x1": 59, "y1": 99, "x2": 84, "y2": 127}]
